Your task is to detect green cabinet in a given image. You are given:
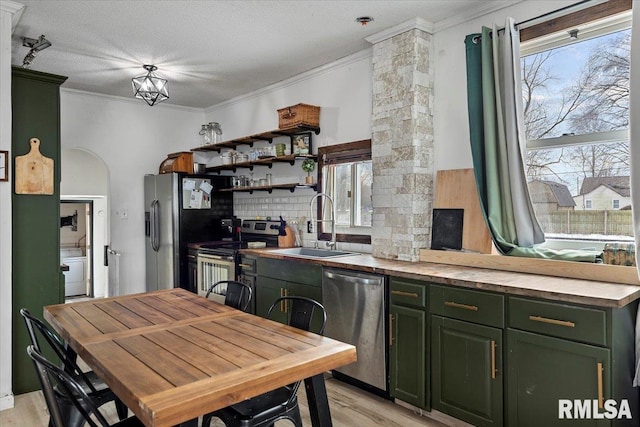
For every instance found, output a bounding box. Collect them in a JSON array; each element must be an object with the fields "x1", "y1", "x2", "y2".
[
  {"x1": 508, "y1": 329, "x2": 610, "y2": 427},
  {"x1": 389, "y1": 277, "x2": 428, "y2": 409},
  {"x1": 432, "y1": 316, "x2": 503, "y2": 426},
  {"x1": 507, "y1": 296, "x2": 638, "y2": 427},
  {"x1": 11, "y1": 67, "x2": 67, "y2": 394},
  {"x1": 430, "y1": 285, "x2": 504, "y2": 427},
  {"x1": 255, "y1": 257, "x2": 322, "y2": 330}
]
